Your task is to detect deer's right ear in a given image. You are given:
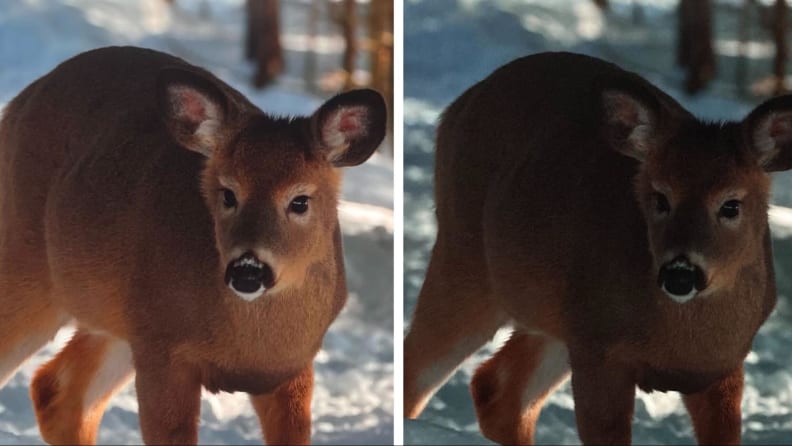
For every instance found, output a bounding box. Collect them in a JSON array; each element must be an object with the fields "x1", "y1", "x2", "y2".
[
  {"x1": 311, "y1": 89, "x2": 387, "y2": 167},
  {"x1": 157, "y1": 67, "x2": 228, "y2": 158},
  {"x1": 742, "y1": 95, "x2": 792, "y2": 172},
  {"x1": 601, "y1": 89, "x2": 662, "y2": 162}
]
